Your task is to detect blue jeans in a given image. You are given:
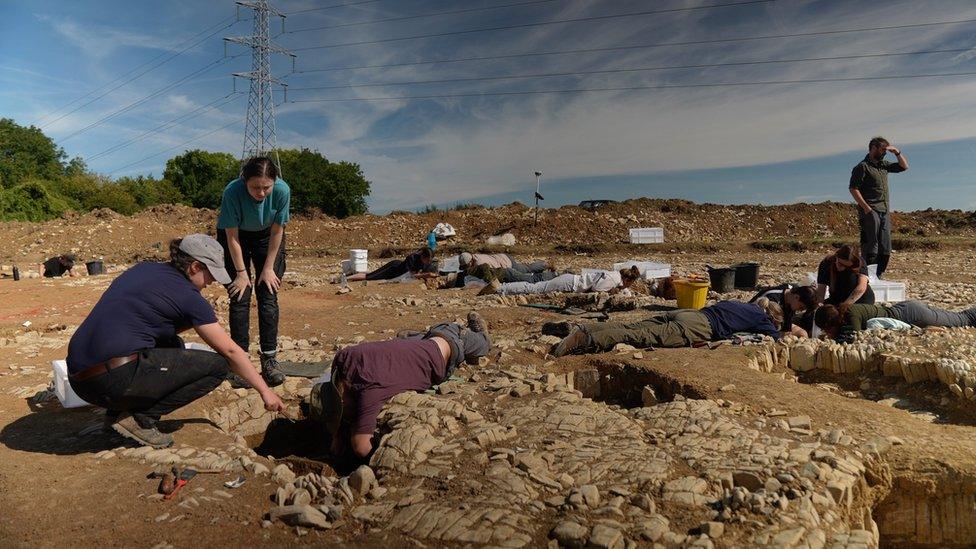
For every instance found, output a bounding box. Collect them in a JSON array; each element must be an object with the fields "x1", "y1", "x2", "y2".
[{"x1": 218, "y1": 228, "x2": 286, "y2": 354}]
